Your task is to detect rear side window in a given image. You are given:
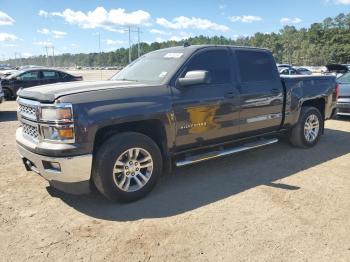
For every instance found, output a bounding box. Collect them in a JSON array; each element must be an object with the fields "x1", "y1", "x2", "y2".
[
  {"x1": 236, "y1": 50, "x2": 277, "y2": 82},
  {"x1": 42, "y1": 71, "x2": 59, "y2": 79},
  {"x1": 185, "y1": 49, "x2": 231, "y2": 84}
]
